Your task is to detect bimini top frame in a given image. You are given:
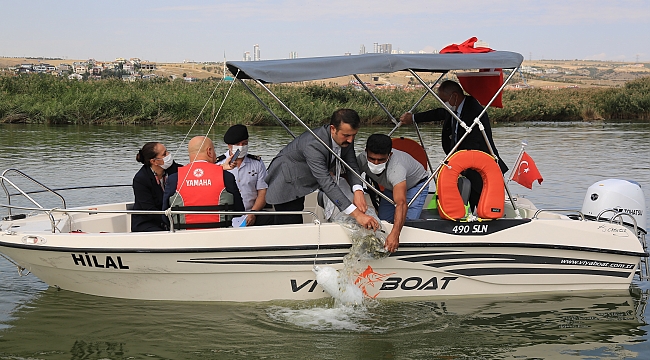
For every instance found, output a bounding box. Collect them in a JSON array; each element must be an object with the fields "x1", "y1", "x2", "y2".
[
  {"x1": 226, "y1": 51, "x2": 525, "y2": 210},
  {"x1": 227, "y1": 52, "x2": 524, "y2": 83}
]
